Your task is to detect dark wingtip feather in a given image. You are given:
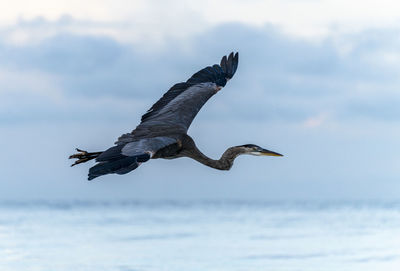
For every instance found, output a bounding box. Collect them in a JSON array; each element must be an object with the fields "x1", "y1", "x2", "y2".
[
  {"x1": 226, "y1": 53, "x2": 233, "y2": 75},
  {"x1": 232, "y1": 52, "x2": 239, "y2": 77},
  {"x1": 228, "y1": 52, "x2": 238, "y2": 78},
  {"x1": 88, "y1": 175, "x2": 96, "y2": 181},
  {"x1": 220, "y1": 55, "x2": 228, "y2": 74},
  {"x1": 220, "y1": 51, "x2": 239, "y2": 79}
]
